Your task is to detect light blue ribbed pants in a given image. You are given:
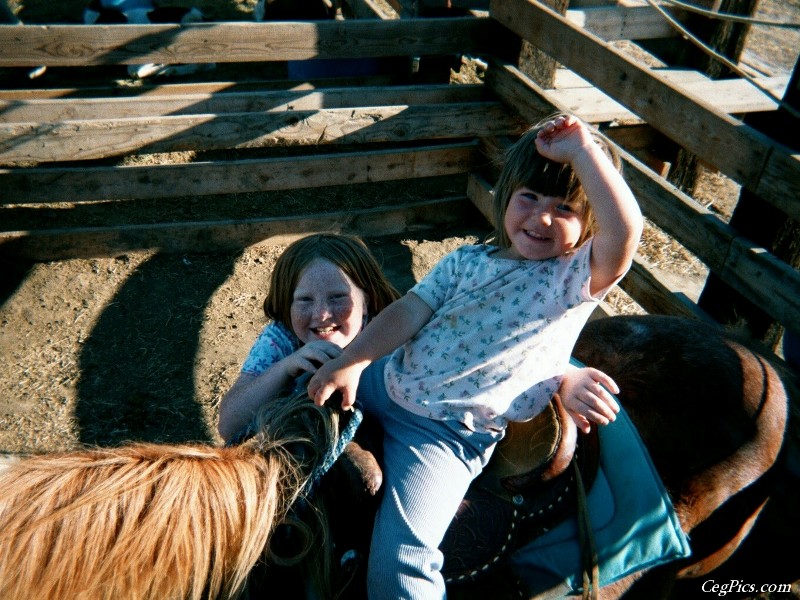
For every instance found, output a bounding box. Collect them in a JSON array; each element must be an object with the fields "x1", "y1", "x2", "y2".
[{"x1": 357, "y1": 358, "x2": 502, "y2": 599}]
